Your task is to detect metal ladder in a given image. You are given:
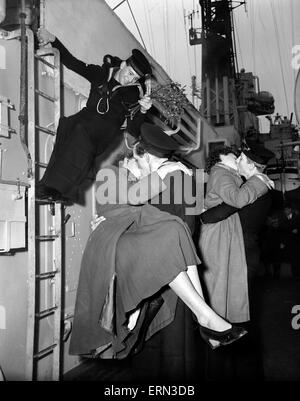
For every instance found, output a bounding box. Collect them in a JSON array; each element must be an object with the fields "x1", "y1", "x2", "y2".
[{"x1": 25, "y1": 29, "x2": 64, "y2": 381}]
